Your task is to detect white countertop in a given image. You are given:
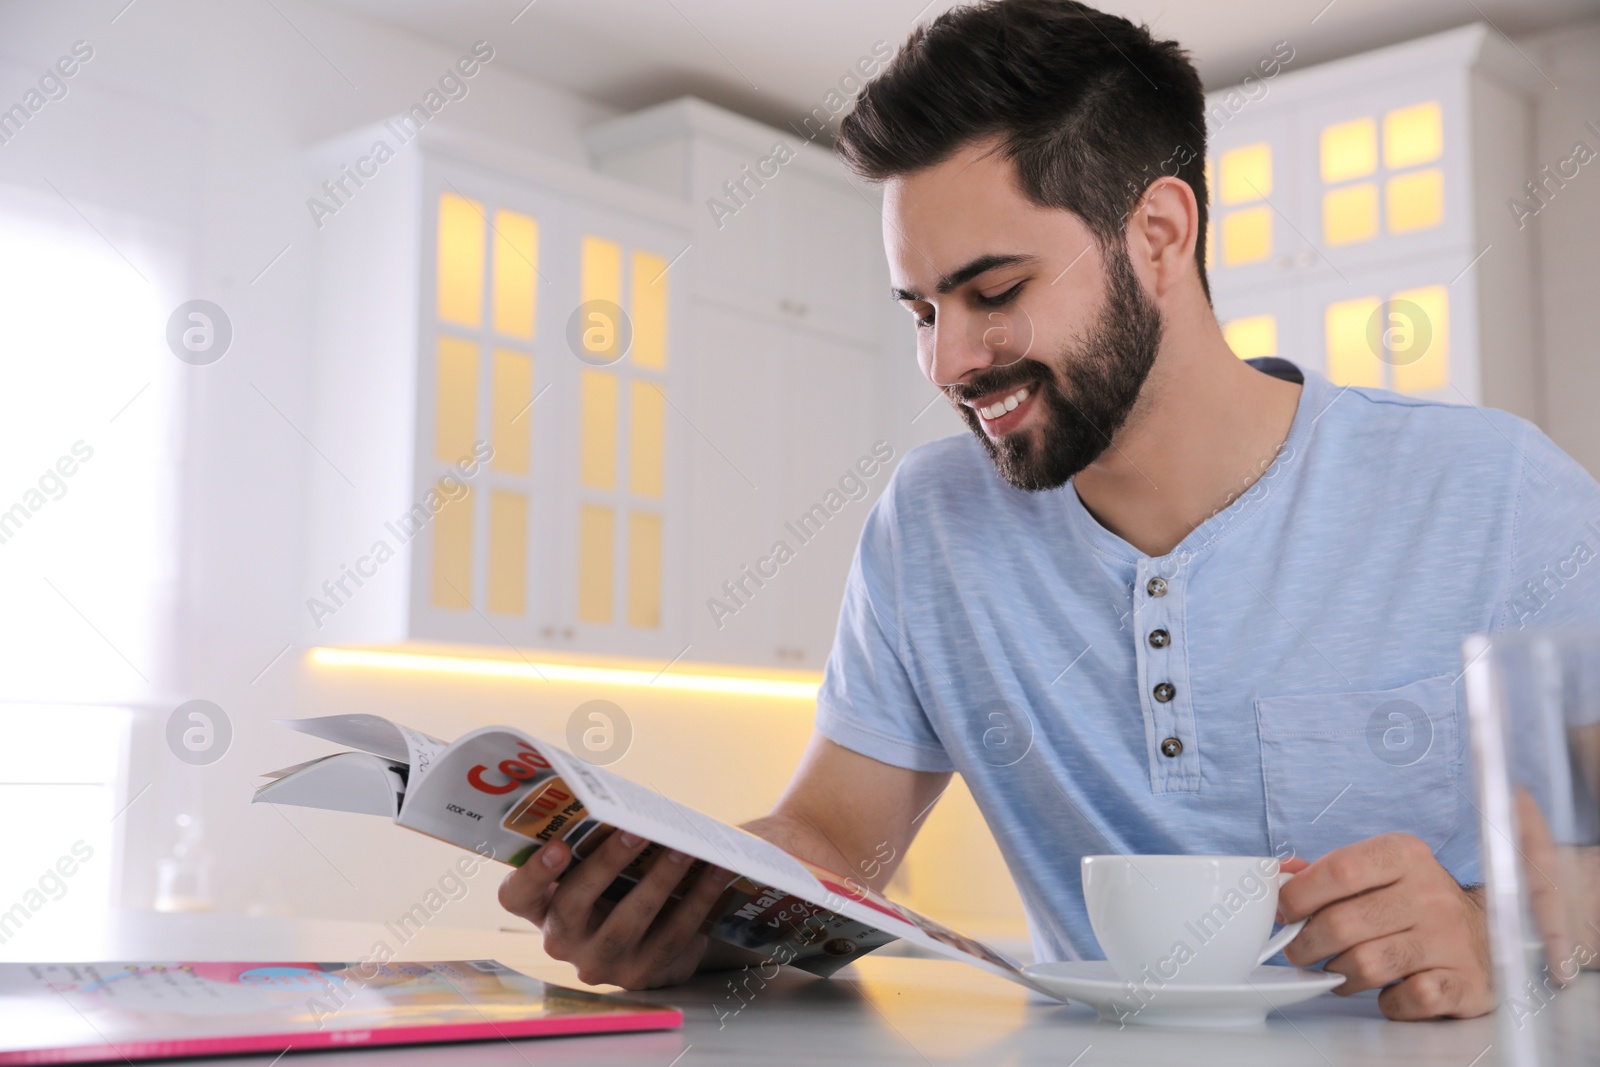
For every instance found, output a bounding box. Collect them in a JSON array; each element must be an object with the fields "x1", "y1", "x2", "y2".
[{"x1": 1, "y1": 910, "x2": 1589, "y2": 1066}]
